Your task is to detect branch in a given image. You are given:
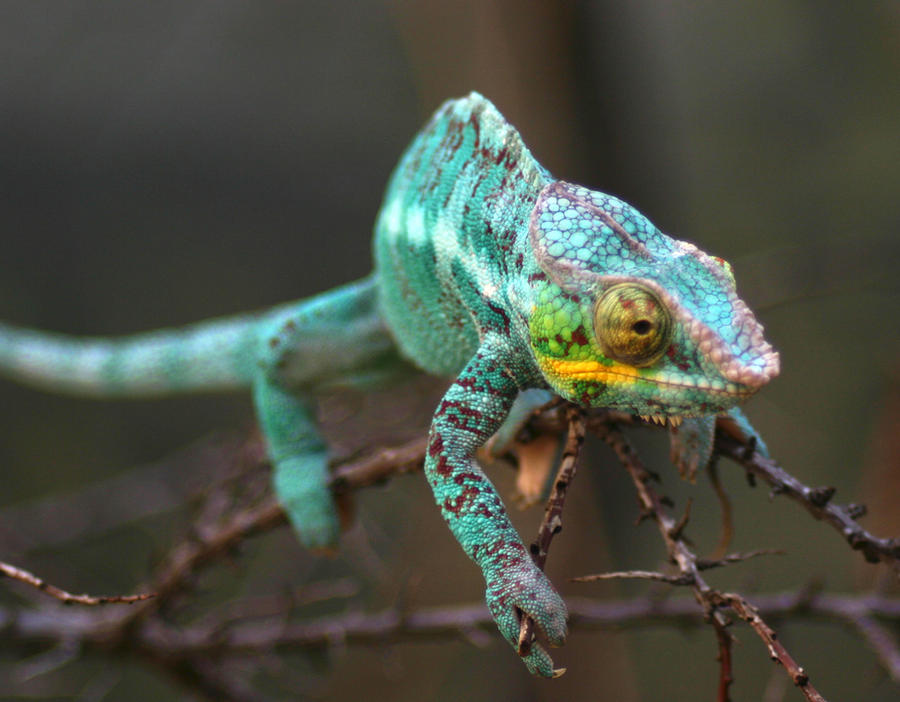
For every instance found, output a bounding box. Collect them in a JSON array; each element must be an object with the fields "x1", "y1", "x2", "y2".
[
  {"x1": 517, "y1": 405, "x2": 585, "y2": 665},
  {"x1": 3, "y1": 409, "x2": 898, "y2": 700},
  {"x1": 120, "y1": 435, "x2": 430, "y2": 625},
  {"x1": 714, "y1": 430, "x2": 900, "y2": 570},
  {"x1": 5, "y1": 593, "x2": 896, "y2": 661},
  {"x1": 591, "y1": 419, "x2": 827, "y2": 701}
]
